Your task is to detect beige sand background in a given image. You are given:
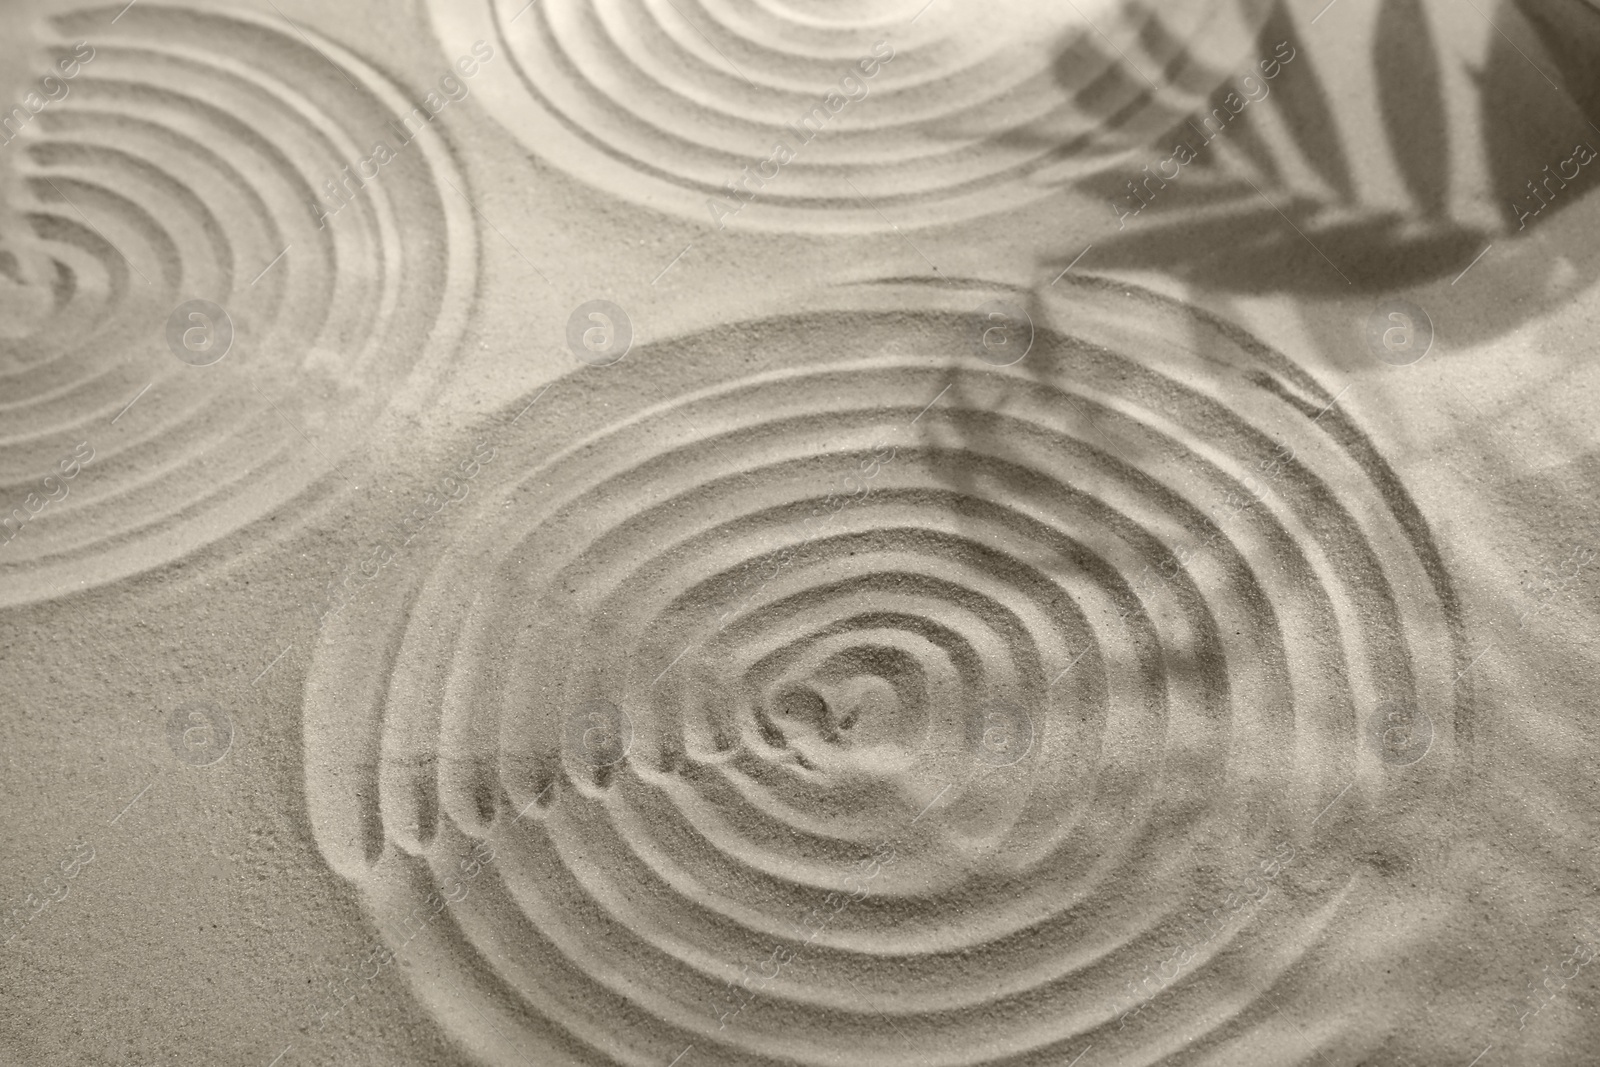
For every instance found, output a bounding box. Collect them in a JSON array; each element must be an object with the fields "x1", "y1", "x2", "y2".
[{"x1": 1, "y1": 0, "x2": 1599, "y2": 1065}]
